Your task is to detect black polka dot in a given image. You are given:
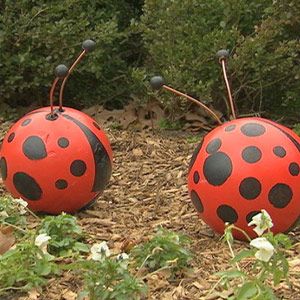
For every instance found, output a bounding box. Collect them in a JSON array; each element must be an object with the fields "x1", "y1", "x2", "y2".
[
  {"x1": 217, "y1": 205, "x2": 238, "y2": 223},
  {"x1": 23, "y1": 136, "x2": 47, "y2": 160},
  {"x1": 289, "y1": 162, "x2": 299, "y2": 176},
  {"x1": 206, "y1": 138, "x2": 221, "y2": 154},
  {"x1": 21, "y1": 119, "x2": 31, "y2": 126},
  {"x1": 203, "y1": 152, "x2": 232, "y2": 186},
  {"x1": 93, "y1": 122, "x2": 100, "y2": 130},
  {"x1": 0, "y1": 157, "x2": 7, "y2": 180},
  {"x1": 273, "y1": 146, "x2": 286, "y2": 158},
  {"x1": 268, "y1": 183, "x2": 293, "y2": 208},
  {"x1": 241, "y1": 123, "x2": 266, "y2": 137},
  {"x1": 242, "y1": 146, "x2": 262, "y2": 163},
  {"x1": 188, "y1": 140, "x2": 203, "y2": 172},
  {"x1": 239, "y1": 177, "x2": 261, "y2": 200},
  {"x1": 246, "y1": 211, "x2": 260, "y2": 224},
  {"x1": 70, "y1": 160, "x2": 87, "y2": 176},
  {"x1": 190, "y1": 190, "x2": 203, "y2": 213},
  {"x1": 225, "y1": 124, "x2": 236, "y2": 132},
  {"x1": 8, "y1": 132, "x2": 15, "y2": 143},
  {"x1": 13, "y1": 172, "x2": 42, "y2": 200},
  {"x1": 55, "y1": 179, "x2": 68, "y2": 189},
  {"x1": 58, "y1": 137, "x2": 69, "y2": 148},
  {"x1": 193, "y1": 171, "x2": 200, "y2": 184}
]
